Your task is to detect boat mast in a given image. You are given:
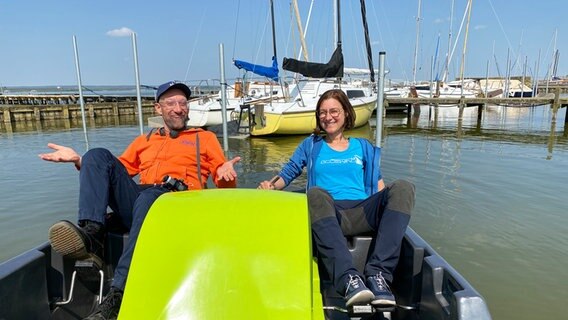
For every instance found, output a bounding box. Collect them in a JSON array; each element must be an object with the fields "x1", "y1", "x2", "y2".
[
  {"x1": 336, "y1": 0, "x2": 342, "y2": 82},
  {"x1": 412, "y1": 0, "x2": 422, "y2": 84},
  {"x1": 442, "y1": 0, "x2": 455, "y2": 83},
  {"x1": 292, "y1": 0, "x2": 309, "y2": 62},
  {"x1": 270, "y1": 0, "x2": 277, "y2": 62},
  {"x1": 296, "y1": 0, "x2": 315, "y2": 61},
  {"x1": 458, "y1": 0, "x2": 473, "y2": 96},
  {"x1": 360, "y1": 0, "x2": 375, "y2": 83}
]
